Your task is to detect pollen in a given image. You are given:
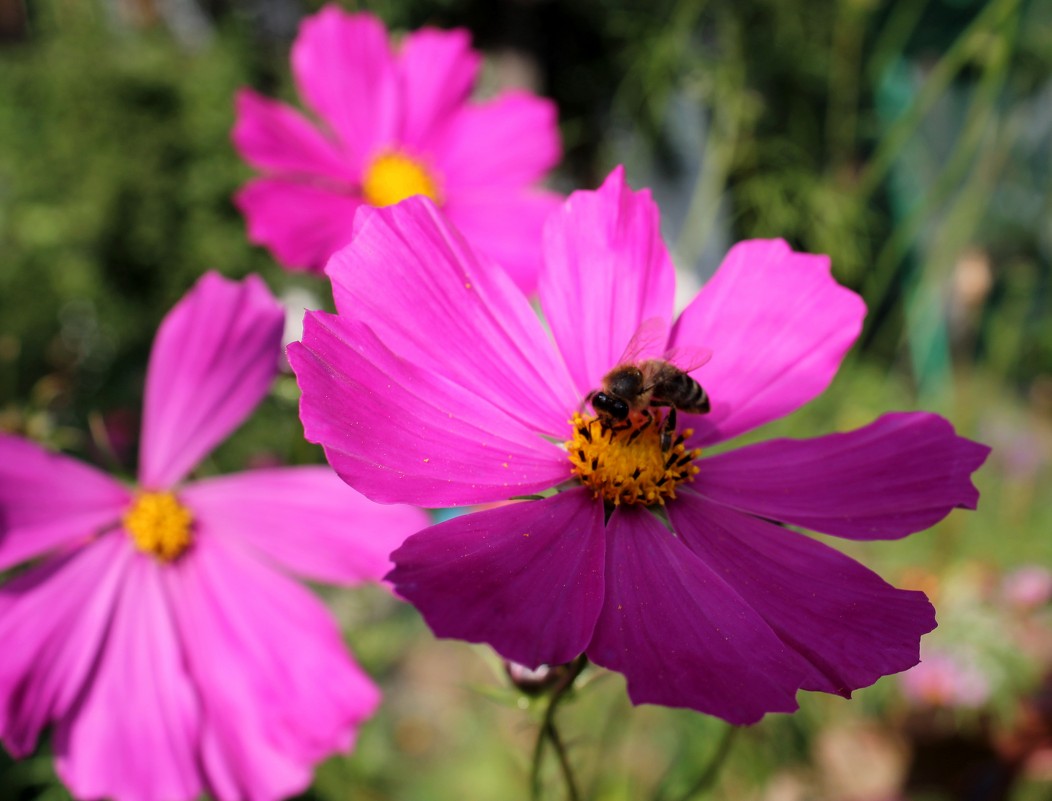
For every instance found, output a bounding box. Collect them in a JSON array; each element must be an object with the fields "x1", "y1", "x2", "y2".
[
  {"x1": 566, "y1": 412, "x2": 701, "y2": 507},
  {"x1": 362, "y1": 152, "x2": 440, "y2": 207},
  {"x1": 123, "y1": 491, "x2": 194, "y2": 561}
]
